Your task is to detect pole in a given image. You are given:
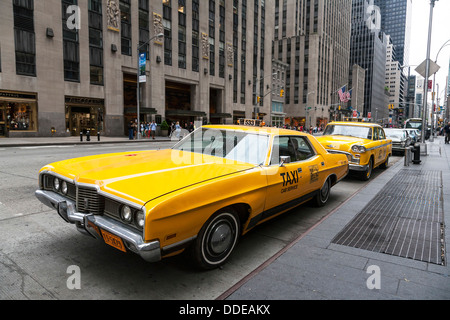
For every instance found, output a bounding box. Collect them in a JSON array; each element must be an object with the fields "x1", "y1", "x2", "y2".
[
  {"x1": 136, "y1": 33, "x2": 164, "y2": 140},
  {"x1": 421, "y1": 0, "x2": 438, "y2": 144}
]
